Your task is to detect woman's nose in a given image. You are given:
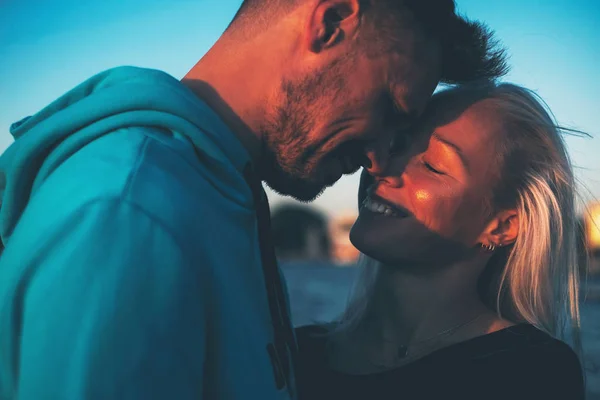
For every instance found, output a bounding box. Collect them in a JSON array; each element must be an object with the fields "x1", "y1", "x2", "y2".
[
  {"x1": 363, "y1": 147, "x2": 388, "y2": 177},
  {"x1": 364, "y1": 131, "x2": 414, "y2": 176},
  {"x1": 375, "y1": 151, "x2": 412, "y2": 188}
]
